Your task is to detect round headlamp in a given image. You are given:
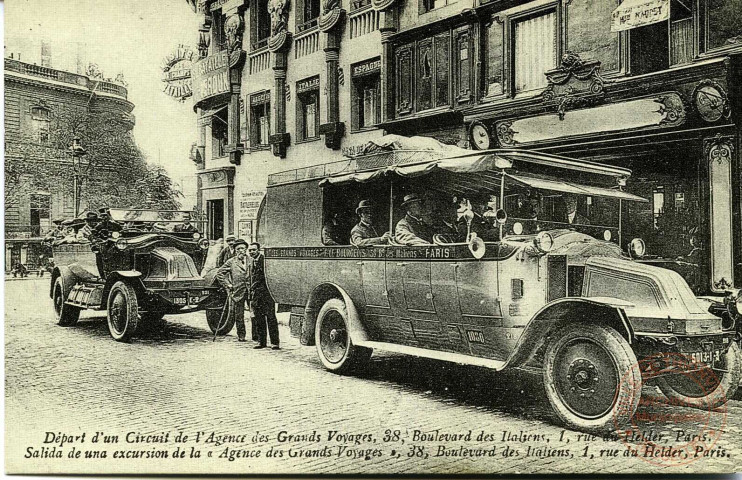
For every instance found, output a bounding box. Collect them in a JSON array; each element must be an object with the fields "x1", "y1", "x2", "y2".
[
  {"x1": 198, "y1": 238, "x2": 210, "y2": 250},
  {"x1": 603, "y1": 230, "x2": 612, "y2": 242},
  {"x1": 192, "y1": 232, "x2": 201, "y2": 240},
  {"x1": 513, "y1": 222, "x2": 524, "y2": 235},
  {"x1": 111, "y1": 231, "x2": 121, "y2": 239},
  {"x1": 115, "y1": 238, "x2": 128, "y2": 250},
  {"x1": 534, "y1": 231, "x2": 554, "y2": 253},
  {"x1": 629, "y1": 238, "x2": 646, "y2": 258}
]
